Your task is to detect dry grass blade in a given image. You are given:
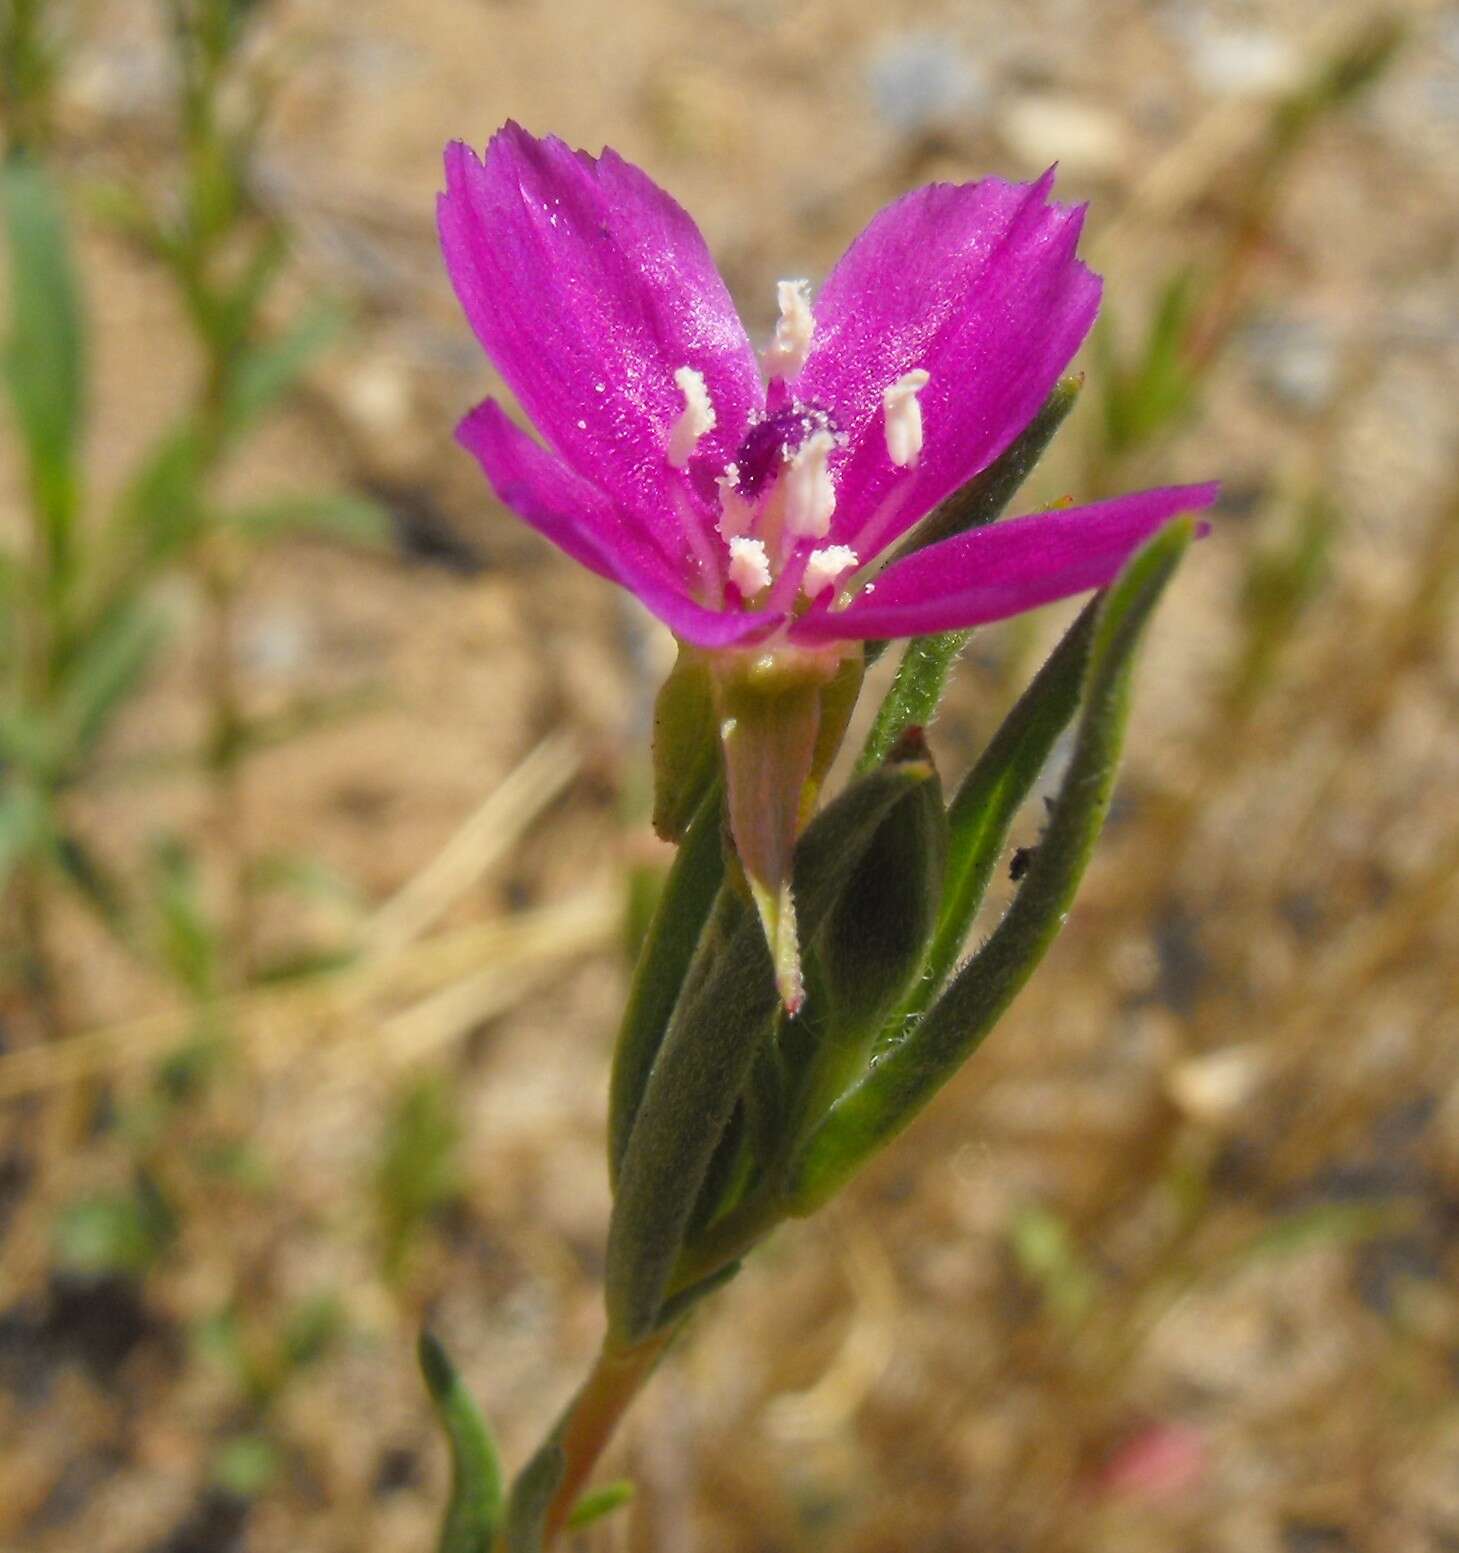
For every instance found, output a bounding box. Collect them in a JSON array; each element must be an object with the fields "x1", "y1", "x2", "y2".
[
  {"x1": 0, "y1": 890, "x2": 620, "y2": 1099},
  {"x1": 359, "y1": 730, "x2": 580, "y2": 959}
]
